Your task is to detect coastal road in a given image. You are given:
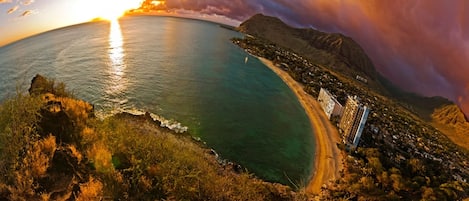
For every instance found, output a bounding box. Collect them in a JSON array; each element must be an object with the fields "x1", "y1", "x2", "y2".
[{"x1": 258, "y1": 58, "x2": 343, "y2": 194}]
